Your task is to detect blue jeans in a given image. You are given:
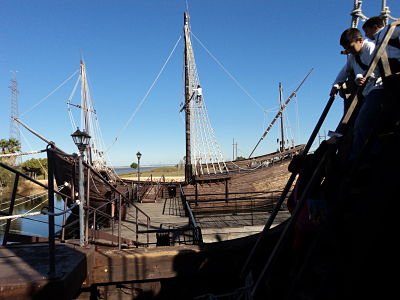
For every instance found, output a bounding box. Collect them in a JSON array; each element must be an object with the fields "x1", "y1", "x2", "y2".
[{"x1": 349, "y1": 89, "x2": 384, "y2": 161}]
